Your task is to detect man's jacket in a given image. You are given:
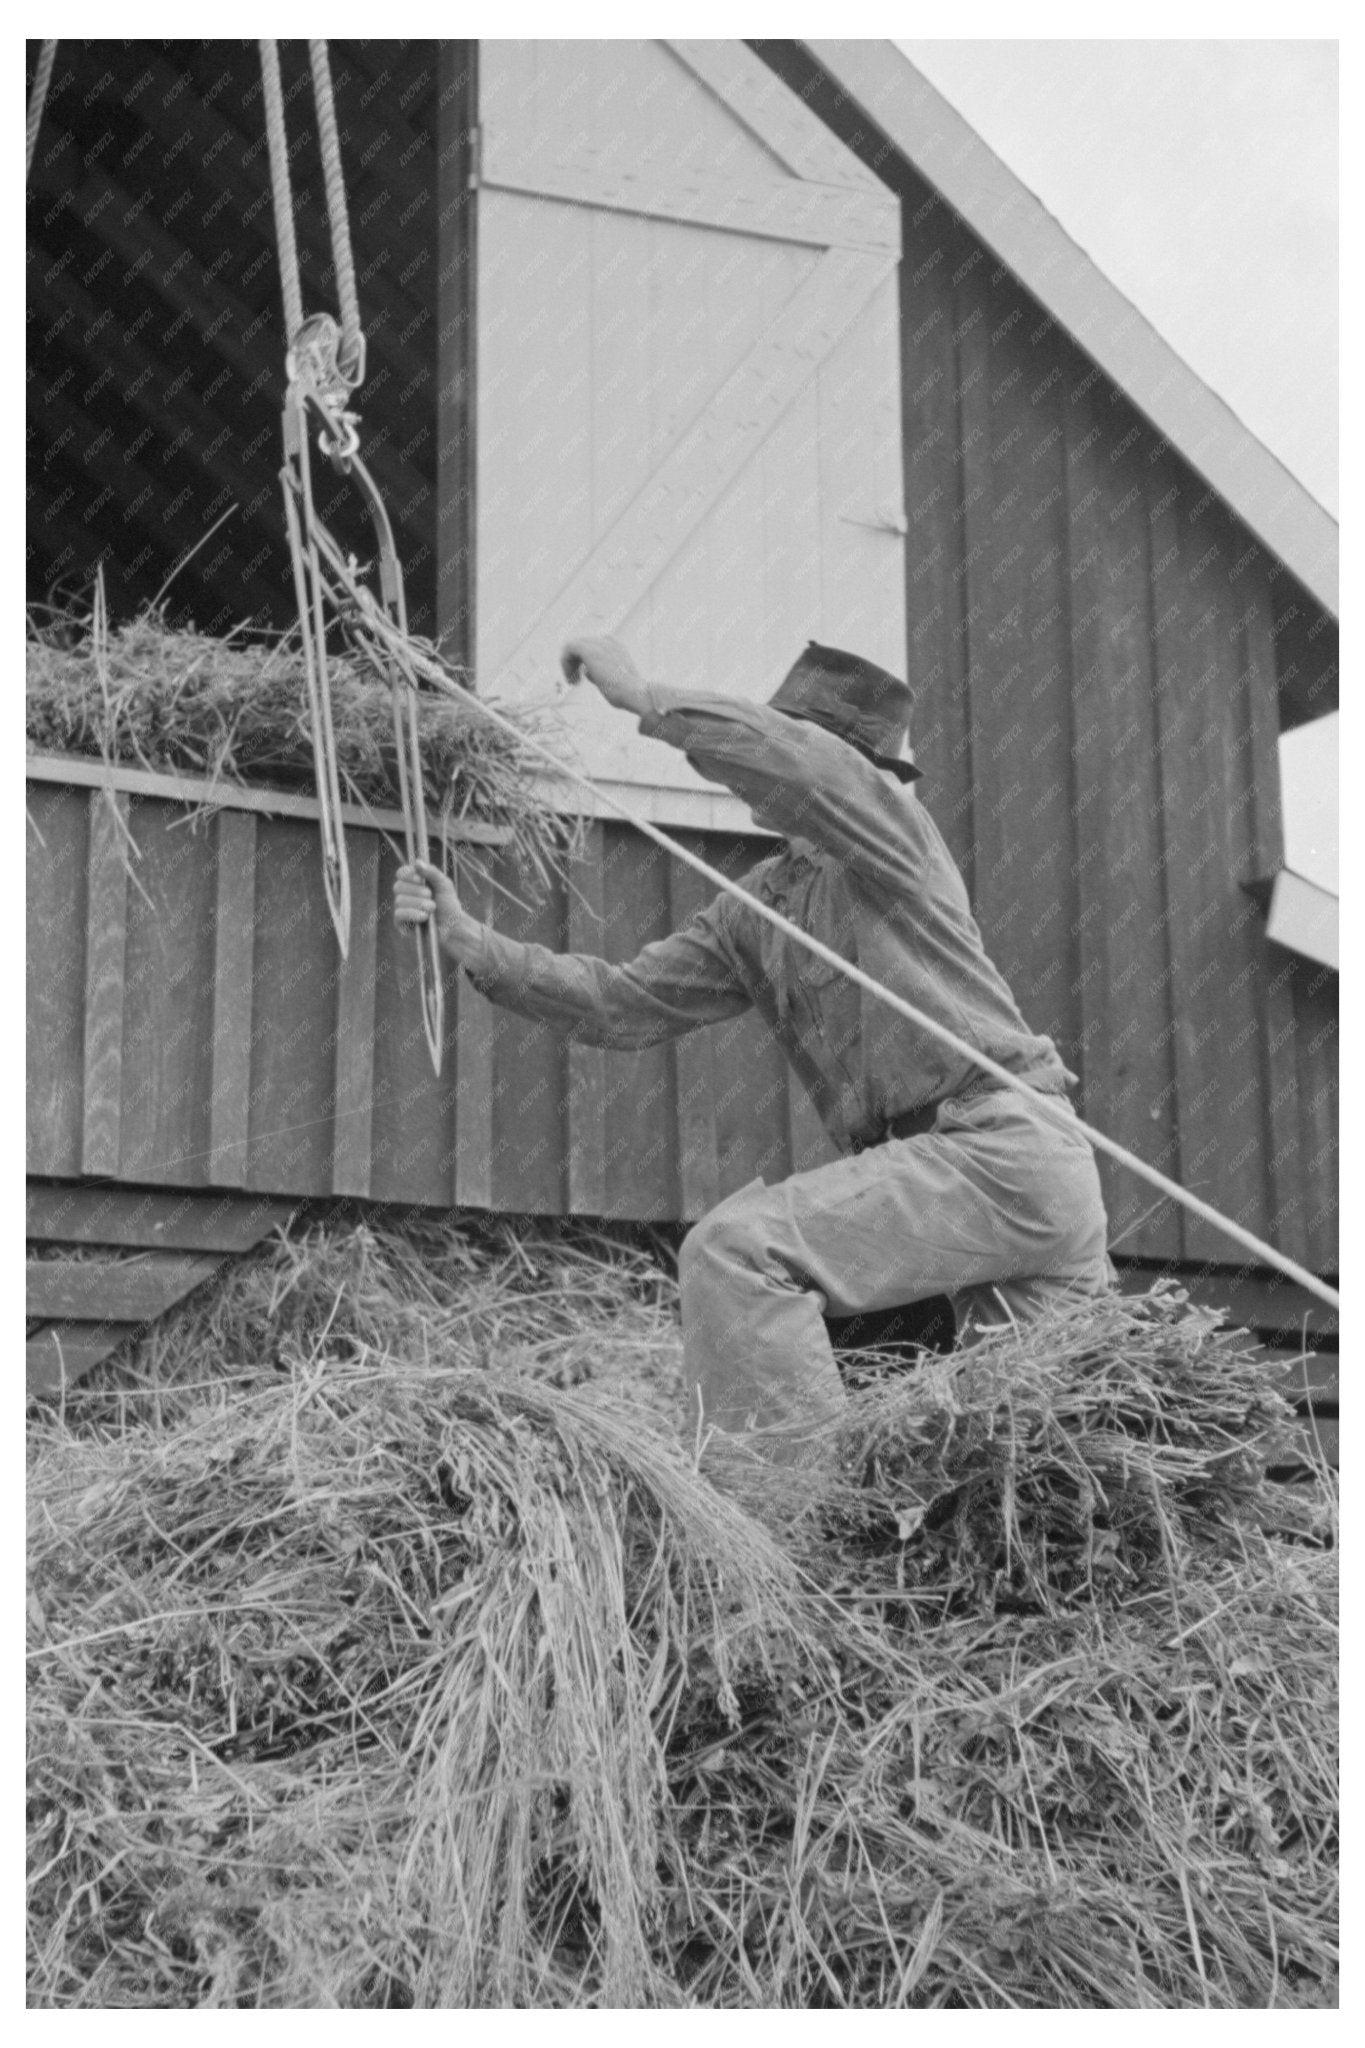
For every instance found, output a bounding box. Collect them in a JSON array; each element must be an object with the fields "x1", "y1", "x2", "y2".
[{"x1": 461, "y1": 686, "x2": 1073, "y2": 1156}]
